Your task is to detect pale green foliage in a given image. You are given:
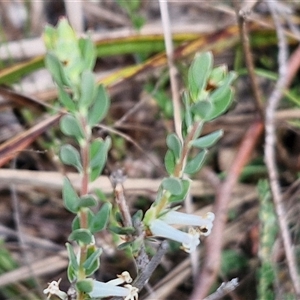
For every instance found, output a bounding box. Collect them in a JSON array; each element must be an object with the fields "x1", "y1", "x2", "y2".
[{"x1": 44, "y1": 19, "x2": 236, "y2": 299}]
